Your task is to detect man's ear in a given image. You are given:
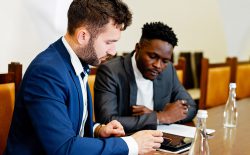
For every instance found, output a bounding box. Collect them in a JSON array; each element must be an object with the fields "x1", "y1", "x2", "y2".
[
  {"x1": 76, "y1": 27, "x2": 90, "y2": 45},
  {"x1": 135, "y1": 43, "x2": 140, "y2": 52},
  {"x1": 134, "y1": 43, "x2": 140, "y2": 59}
]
